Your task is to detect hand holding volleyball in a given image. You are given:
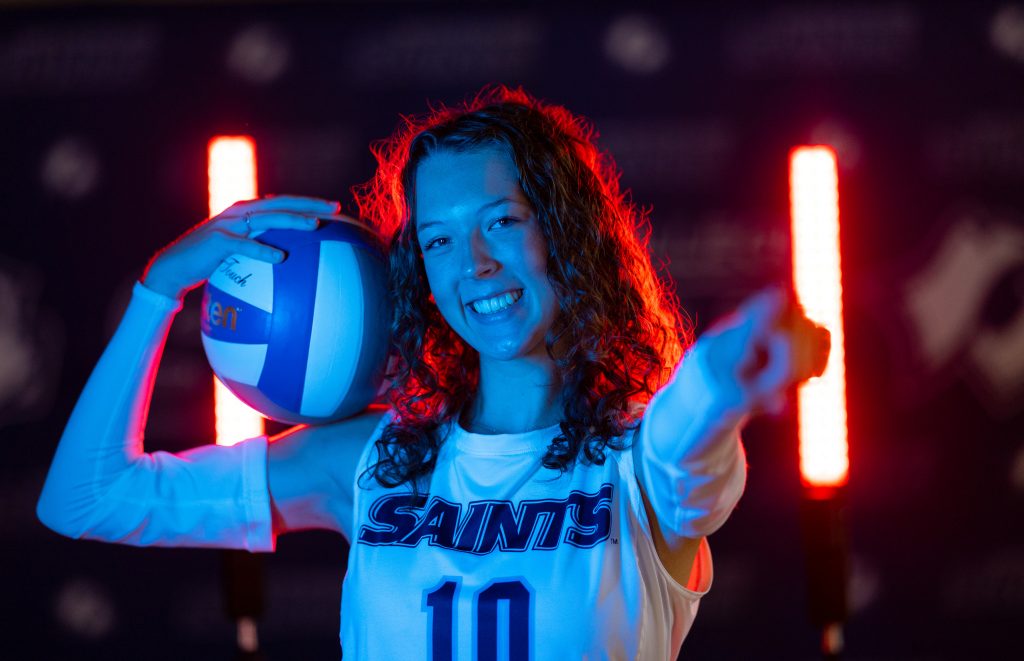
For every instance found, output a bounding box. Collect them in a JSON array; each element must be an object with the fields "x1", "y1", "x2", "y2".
[
  {"x1": 196, "y1": 200, "x2": 392, "y2": 425},
  {"x1": 699, "y1": 288, "x2": 831, "y2": 419},
  {"x1": 141, "y1": 195, "x2": 341, "y2": 300},
  {"x1": 138, "y1": 194, "x2": 392, "y2": 424}
]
